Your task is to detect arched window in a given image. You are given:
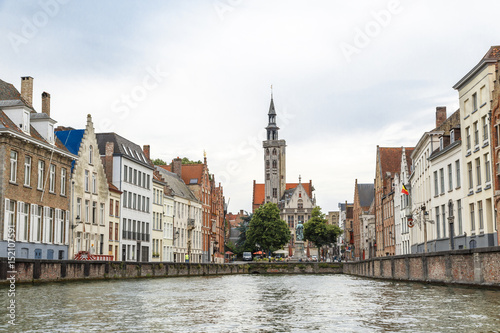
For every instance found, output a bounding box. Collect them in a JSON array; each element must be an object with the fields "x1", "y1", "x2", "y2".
[
  {"x1": 266, "y1": 149, "x2": 270, "y2": 155},
  {"x1": 89, "y1": 145, "x2": 93, "y2": 164},
  {"x1": 272, "y1": 160, "x2": 277, "y2": 168},
  {"x1": 272, "y1": 149, "x2": 277, "y2": 155}
]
